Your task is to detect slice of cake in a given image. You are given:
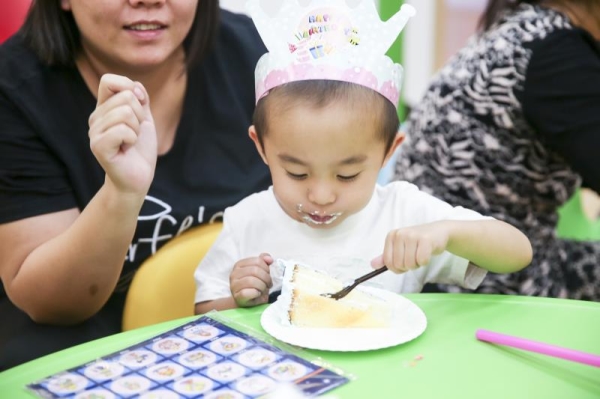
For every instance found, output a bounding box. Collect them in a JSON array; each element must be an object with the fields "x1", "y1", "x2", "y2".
[{"x1": 278, "y1": 262, "x2": 391, "y2": 328}]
